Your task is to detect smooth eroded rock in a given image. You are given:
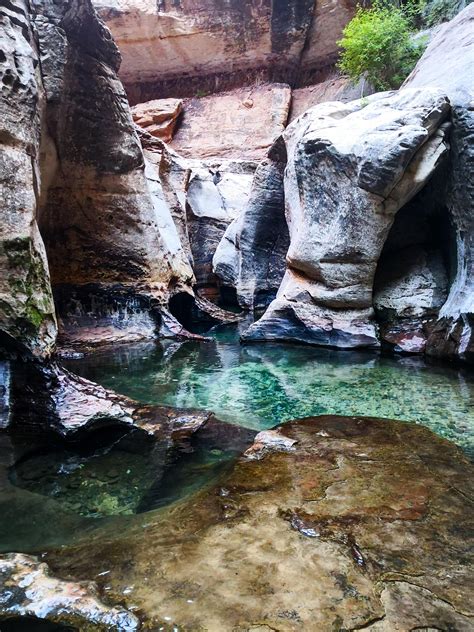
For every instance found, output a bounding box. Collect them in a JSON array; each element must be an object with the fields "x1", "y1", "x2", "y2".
[
  {"x1": 44, "y1": 415, "x2": 473, "y2": 630},
  {"x1": 0, "y1": 553, "x2": 139, "y2": 631},
  {"x1": 239, "y1": 88, "x2": 450, "y2": 347}
]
